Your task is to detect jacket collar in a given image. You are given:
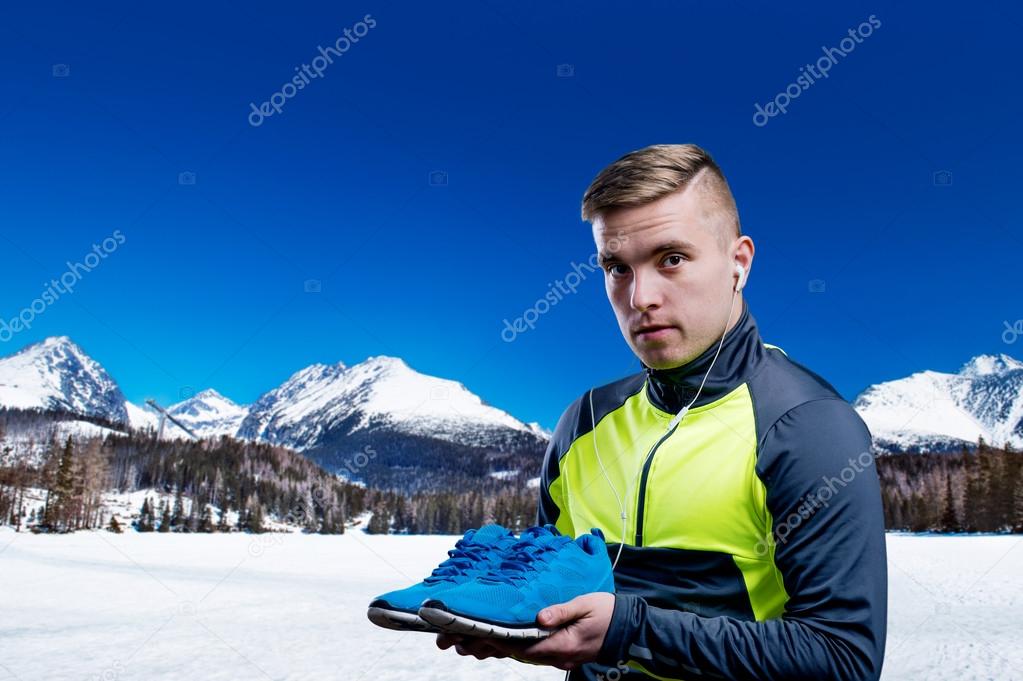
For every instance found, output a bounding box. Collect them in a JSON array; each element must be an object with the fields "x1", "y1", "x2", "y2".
[{"x1": 642, "y1": 298, "x2": 766, "y2": 414}]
